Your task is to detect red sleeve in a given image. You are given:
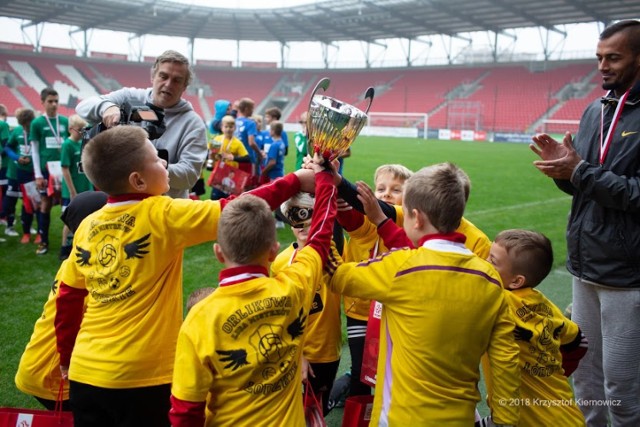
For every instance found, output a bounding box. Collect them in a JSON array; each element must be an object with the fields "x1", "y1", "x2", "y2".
[
  {"x1": 306, "y1": 171, "x2": 337, "y2": 265},
  {"x1": 219, "y1": 173, "x2": 301, "y2": 211},
  {"x1": 377, "y1": 217, "x2": 414, "y2": 249},
  {"x1": 561, "y1": 328, "x2": 588, "y2": 377},
  {"x1": 55, "y1": 283, "x2": 88, "y2": 366},
  {"x1": 336, "y1": 206, "x2": 364, "y2": 232},
  {"x1": 169, "y1": 395, "x2": 206, "y2": 427}
]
